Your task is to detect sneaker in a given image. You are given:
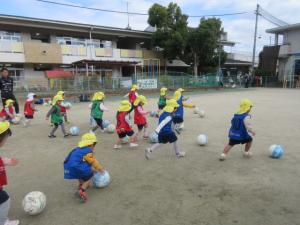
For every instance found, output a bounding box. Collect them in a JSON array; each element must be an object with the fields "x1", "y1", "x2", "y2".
[
  {"x1": 219, "y1": 153, "x2": 226, "y2": 161},
  {"x1": 243, "y1": 151, "x2": 253, "y2": 158},
  {"x1": 4, "y1": 220, "x2": 19, "y2": 225},
  {"x1": 145, "y1": 148, "x2": 151, "y2": 160},
  {"x1": 129, "y1": 143, "x2": 138, "y2": 148},
  {"x1": 64, "y1": 134, "x2": 70, "y2": 138},
  {"x1": 176, "y1": 151, "x2": 186, "y2": 158},
  {"x1": 77, "y1": 189, "x2": 88, "y2": 202},
  {"x1": 48, "y1": 135, "x2": 56, "y2": 138},
  {"x1": 113, "y1": 144, "x2": 122, "y2": 149}
]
